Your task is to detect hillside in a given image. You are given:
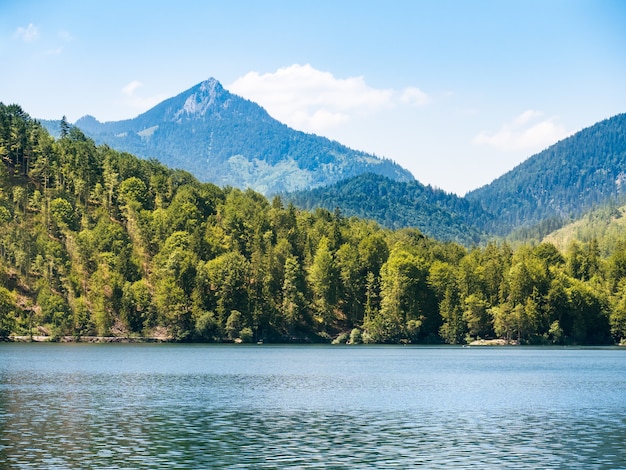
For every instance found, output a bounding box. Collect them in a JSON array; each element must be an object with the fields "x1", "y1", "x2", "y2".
[
  {"x1": 466, "y1": 113, "x2": 626, "y2": 235},
  {"x1": 284, "y1": 114, "x2": 626, "y2": 241},
  {"x1": 2, "y1": 102, "x2": 626, "y2": 345},
  {"x1": 41, "y1": 79, "x2": 413, "y2": 195},
  {"x1": 285, "y1": 173, "x2": 492, "y2": 246},
  {"x1": 542, "y1": 203, "x2": 626, "y2": 254}
]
